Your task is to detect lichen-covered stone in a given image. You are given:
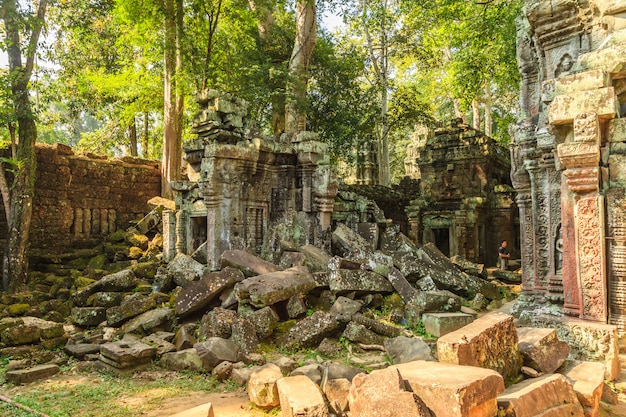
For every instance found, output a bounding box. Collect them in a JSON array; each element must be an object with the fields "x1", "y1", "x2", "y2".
[
  {"x1": 194, "y1": 337, "x2": 240, "y2": 371},
  {"x1": 106, "y1": 296, "x2": 156, "y2": 327},
  {"x1": 175, "y1": 267, "x2": 243, "y2": 316},
  {"x1": 282, "y1": 311, "x2": 339, "y2": 350},
  {"x1": 199, "y1": 307, "x2": 238, "y2": 340},
  {"x1": 235, "y1": 267, "x2": 317, "y2": 308},
  {"x1": 328, "y1": 269, "x2": 393, "y2": 293},
  {"x1": 71, "y1": 307, "x2": 107, "y2": 327}
]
